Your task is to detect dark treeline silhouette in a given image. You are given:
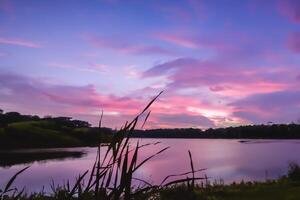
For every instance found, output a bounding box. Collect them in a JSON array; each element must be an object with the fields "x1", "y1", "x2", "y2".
[
  {"x1": 0, "y1": 109, "x2": 112, "y2": 149},
  {"x1": 2, "y1": 109, "x2": 300, "y2": 150},
  {"x1": 0, "y1": 111, "x2": 91, "y2": 128},
  {"x1": 132, "y1": 124, "x2": 300, "y2": 139}
]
